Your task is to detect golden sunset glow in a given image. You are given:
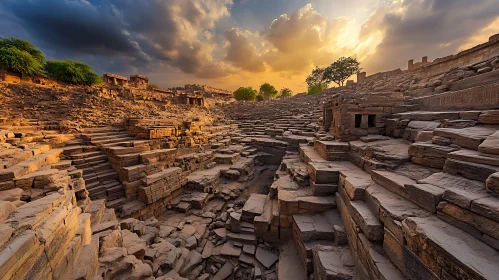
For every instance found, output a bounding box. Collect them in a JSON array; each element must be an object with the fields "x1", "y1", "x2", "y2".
[{"x1": 2, "y1": 0, "x2": 499, "y2": 93}]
